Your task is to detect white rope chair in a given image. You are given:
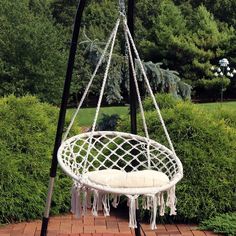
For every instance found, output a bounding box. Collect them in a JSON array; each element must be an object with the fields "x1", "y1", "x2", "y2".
[{"x1": 57, "y1": 13, "x2": 183, "y2": 230}]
